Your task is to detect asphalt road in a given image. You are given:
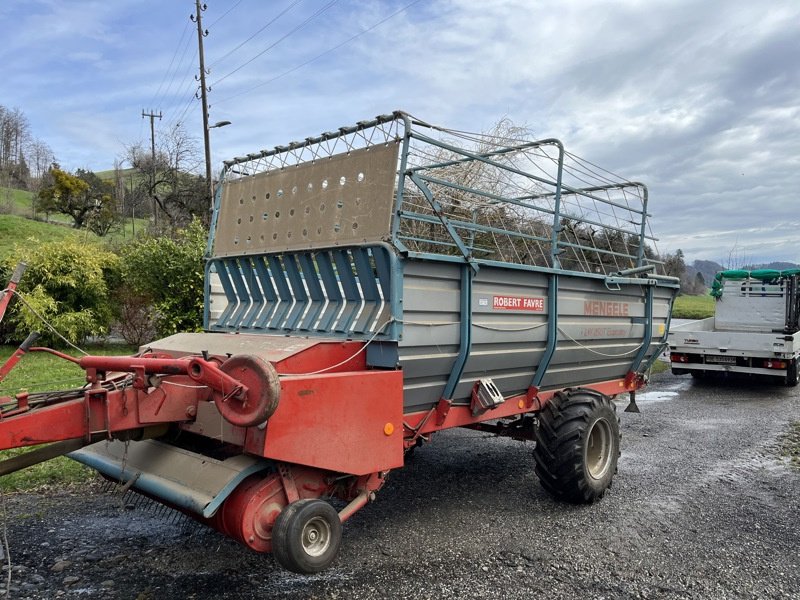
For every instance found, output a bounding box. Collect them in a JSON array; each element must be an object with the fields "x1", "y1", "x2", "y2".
[{"x1": 2, "y1": 370, "x2": 799, "y2": 599}]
